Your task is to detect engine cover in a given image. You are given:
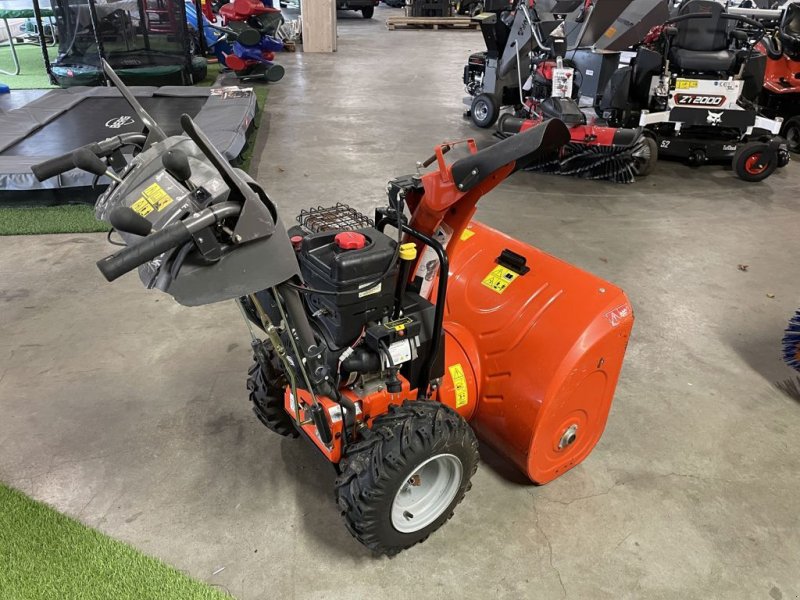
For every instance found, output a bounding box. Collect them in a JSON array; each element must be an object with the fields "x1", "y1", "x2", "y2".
[{"x1": 297, "y1": 227, "x2": 398, "y2": 347}]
